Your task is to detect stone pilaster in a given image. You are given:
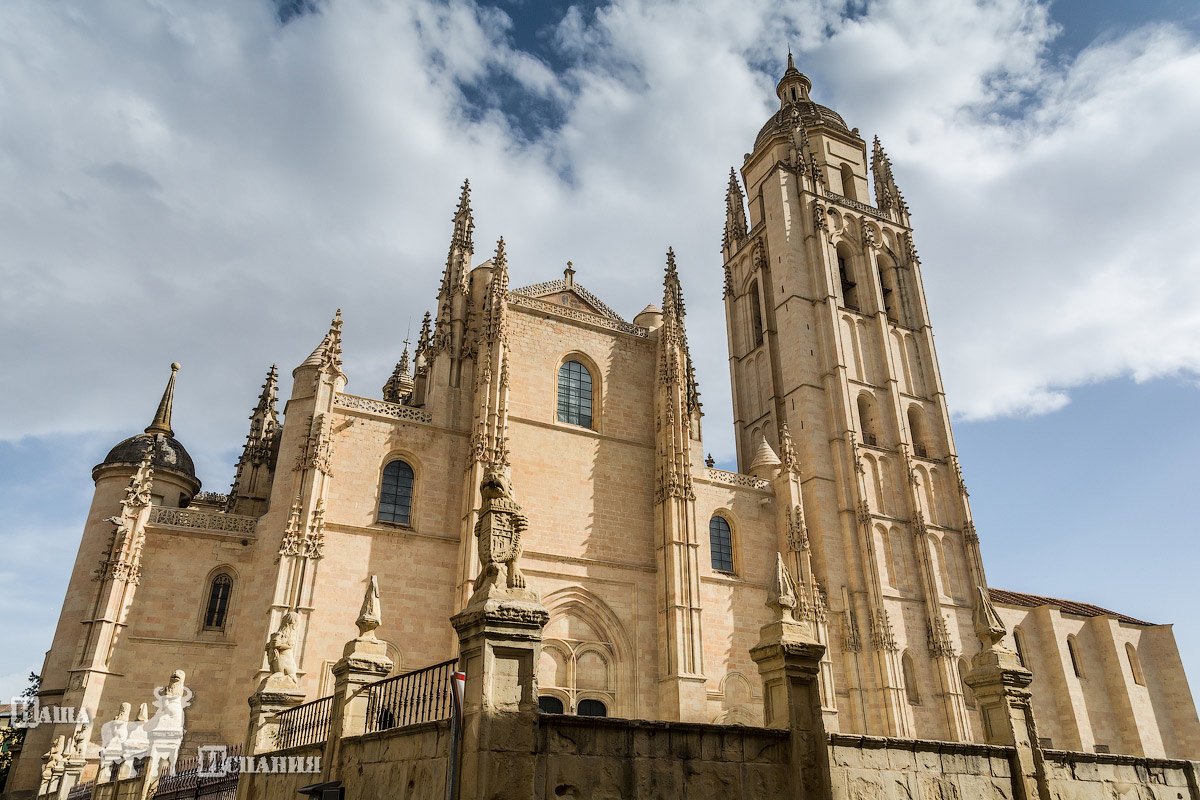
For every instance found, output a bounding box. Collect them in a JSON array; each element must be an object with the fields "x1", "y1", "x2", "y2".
[
  {"x1": 242, "y1": 689, "x2": 305, "y2": 759},
  {"x1": 750, "y1": 554, "x2": 832, "y2": 800},
  {"x1": 963, "y1": 587, "x2": 1050, "y2": 800}
]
